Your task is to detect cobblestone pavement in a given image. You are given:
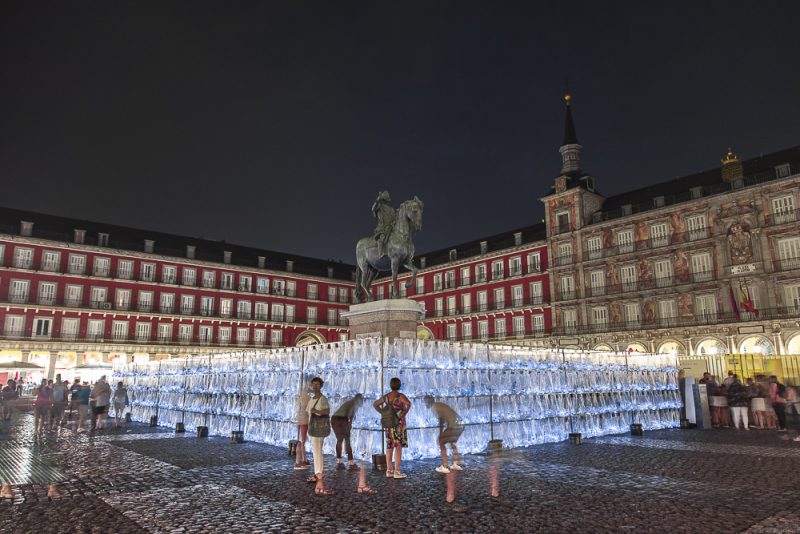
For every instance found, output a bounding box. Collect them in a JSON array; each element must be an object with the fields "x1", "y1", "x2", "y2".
[{"x1": 1, "y1": 413, "x2": 799, "y2": 533}]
